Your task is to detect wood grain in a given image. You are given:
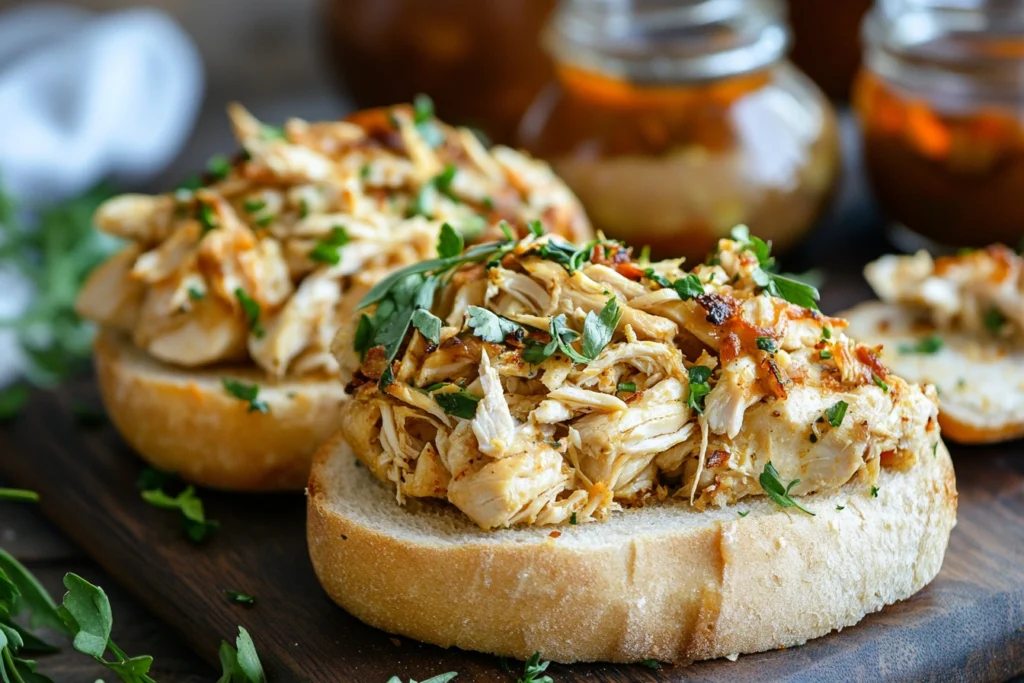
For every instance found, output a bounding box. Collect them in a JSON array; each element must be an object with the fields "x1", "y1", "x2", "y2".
[{"x1": 1, "y1": 374, "x2": 1022, "y2": 682}]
